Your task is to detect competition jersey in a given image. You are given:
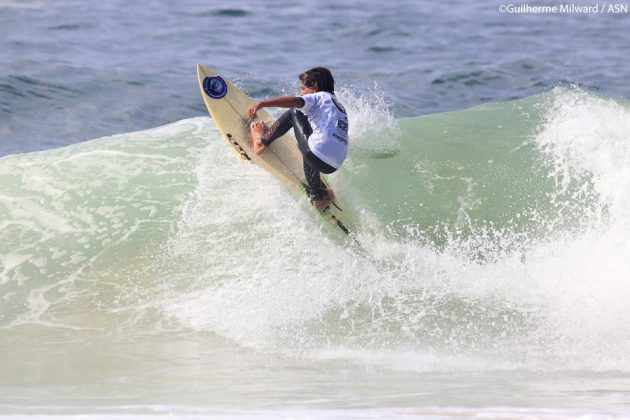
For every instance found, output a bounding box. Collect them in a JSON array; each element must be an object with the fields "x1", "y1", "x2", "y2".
[{"x1": 298, "y1": 91, "x2": 349, "y2": 169}]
